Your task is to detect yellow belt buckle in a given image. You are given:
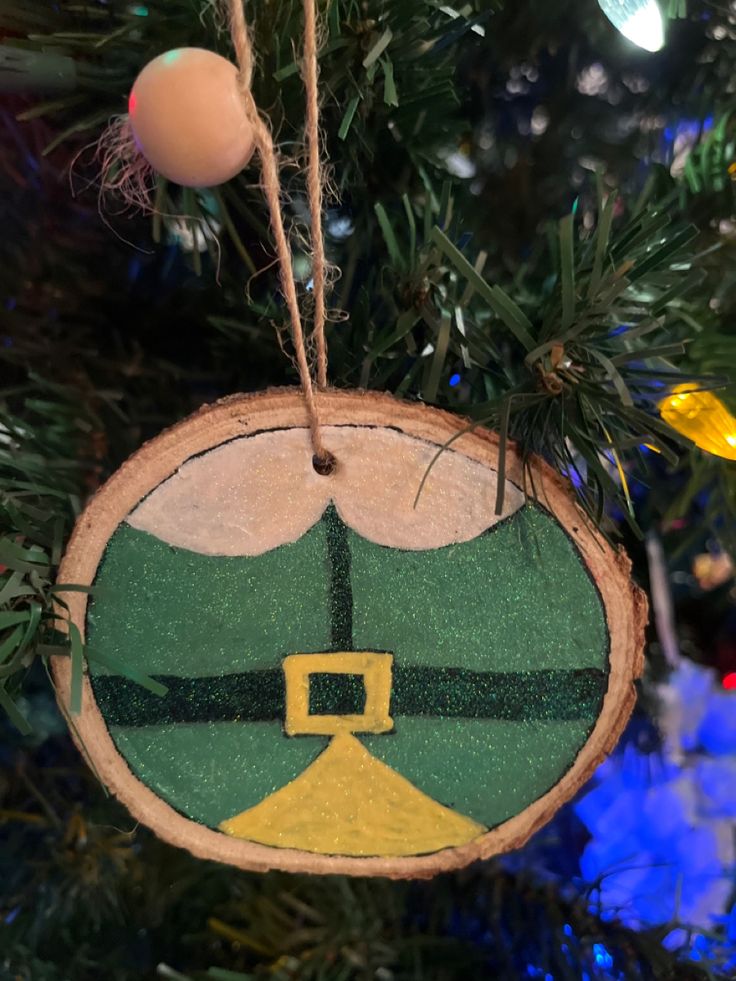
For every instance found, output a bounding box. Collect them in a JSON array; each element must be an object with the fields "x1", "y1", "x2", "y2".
[{"x1": 283, "y1": 651, "x2": 394, "y2": 736}]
